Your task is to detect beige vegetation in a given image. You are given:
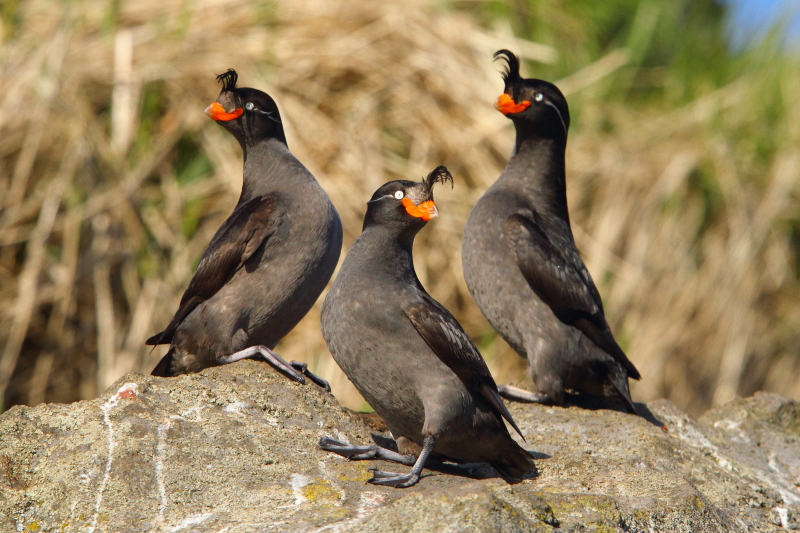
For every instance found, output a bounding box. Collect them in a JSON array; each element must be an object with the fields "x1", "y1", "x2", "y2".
[{"x1": 0, "y1": 0, "x2": 798, "y2": 415}]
